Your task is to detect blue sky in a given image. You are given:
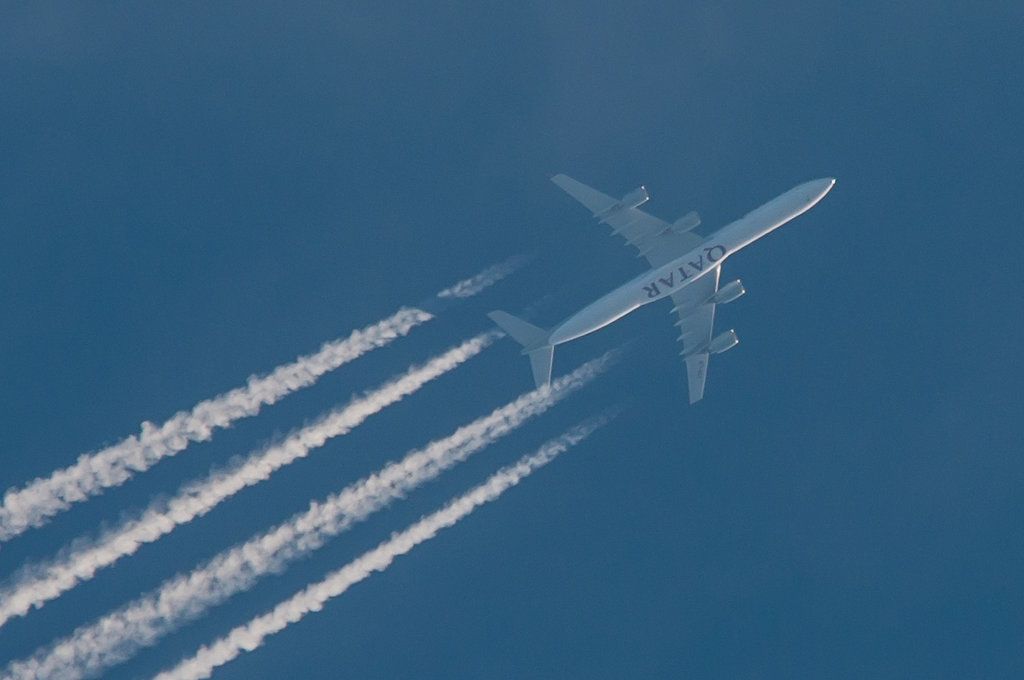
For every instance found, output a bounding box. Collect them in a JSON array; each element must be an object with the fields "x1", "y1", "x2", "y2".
[{"x1": 1, "y1": 3, "x2": 1021, "y2": 678}]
